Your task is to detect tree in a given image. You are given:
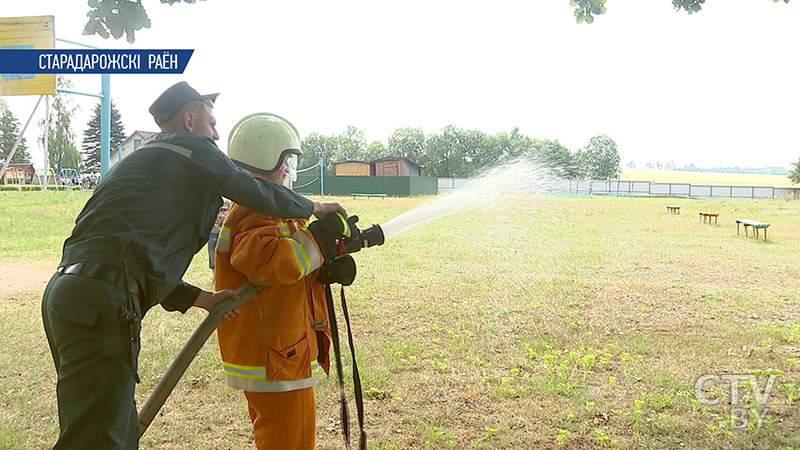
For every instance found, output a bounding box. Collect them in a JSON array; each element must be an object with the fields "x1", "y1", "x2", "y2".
[
  {"x1": 582, "y1": 134, "x2": 621, "y2": 179},
  {"x1": 334, "y1": 126, "x2": 367, "y2": 162},
  {"x1": 529, "y1": 139, "x2": 579, "y2": 178},
  {"x1": 570, "y1": 0, "x2": 790, "y2": 24},
  {"x1": 0, "y1": 100, "x2": 31, "y2": 165},
  {"x1": 81, "y1": 100, "x2": 126, "y2": 172},
  {"x1": 388, "y1": 127, "x2": 426, "y2": 162},
  {"x1": 300, "y1": 132, "x2": 338, "y2": 174},
  {"x1": 40, "y1": 77, "x2": 82, "y2": 173},
  {"x1": 491, "y1": 127, "x2": 533, "y2": 160},
  {"x1": 364, "y1": 141, "x2": 389, "y2": 161},
  {"x1": 788, "y1": 156, "x2": 800, "y2": 185},
  {"x1": 459, "y1": 129, "x2": 497, "y2": 175},
  {"x1": 423, "y1": 125, "x2": 472, "y2": 178},
  {"x1": 299, "y1": 126, "x2": 370, "y2": 174}
]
